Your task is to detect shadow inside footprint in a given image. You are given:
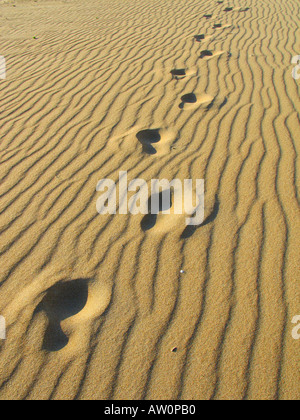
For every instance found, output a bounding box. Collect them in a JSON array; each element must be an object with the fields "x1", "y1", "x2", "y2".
[
  {"x1": 141, "y1": 189, "x2": 172, "y2": 232},
  {"x1": 179, "y1": 93, "x2": 197, "y2": 109},
  {"x1": 137, "y1": 129, "x2": 161, "y2": 155},
  {"x1": 194, "y1": 34, "x2": 205, "y2": 42},
  {"x1": 224, "y1": 7, "x2": 233, "y2": 12},
  {"x1": 204, "y1": 14, "x2": 213, "y2": 18},
  {"x1": 213, "y1": 23, "x2": 222, "y2": 28},
  {"x1": 200, "y1": 50, "x2": 213, "y2": 59},
  {"x1": 37, "y1": 279, "x2": 89, "y2": 352},
  {"x1": 171, "y1": 69, "x2": 186, "y2": 79},
  {"x1": 181, "y1": 197, "x2": 219, "y2": 239},
  {"x1": 141, "y1": 214, "x2": 157, "y2": 231}
]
